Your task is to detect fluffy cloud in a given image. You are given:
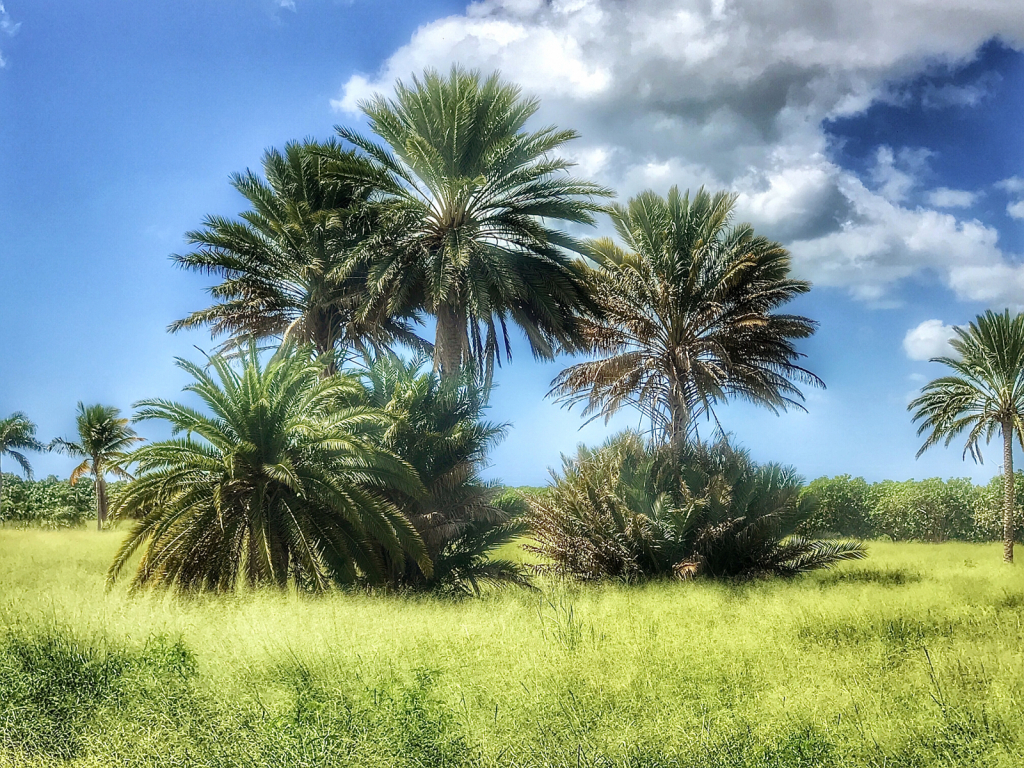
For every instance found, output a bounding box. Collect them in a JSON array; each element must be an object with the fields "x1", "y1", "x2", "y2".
[
  {"x1": 927, "y1": 187, "x2": 978, "y2": 208},
  {"x1": 333, "y1": 0, "x2": 1024, "y2": 304},
  {"x1": 1009, "y1": 201, "x2": 1024, "y2": 220},
  {"x1": 903, "y1": 320, "x2": 957, "y2": 361}
]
